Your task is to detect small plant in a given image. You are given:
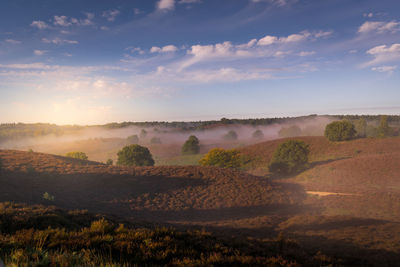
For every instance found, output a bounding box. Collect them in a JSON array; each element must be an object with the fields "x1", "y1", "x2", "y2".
[
  {"x1": 43, "y1": 192, "x2": 55, "y2": 201},
  {"x1": 65, "y1": 151, "x2": 88, "y2": 160},
  {"x1": 117, "y1": 144, "x2": 155, "y2": 166},
  {"x1": 199, "y1": 148, "x2": 242, "y2": 168},
  {"x1": 28, "y1": 148, "x2": 34, "y2": 153},
  {"x1": 182, "y1": 135, "x2": 200, "y2": 155},
  {"x1": 269, "y1": 140, "x2": 309, "y2": 175}
]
